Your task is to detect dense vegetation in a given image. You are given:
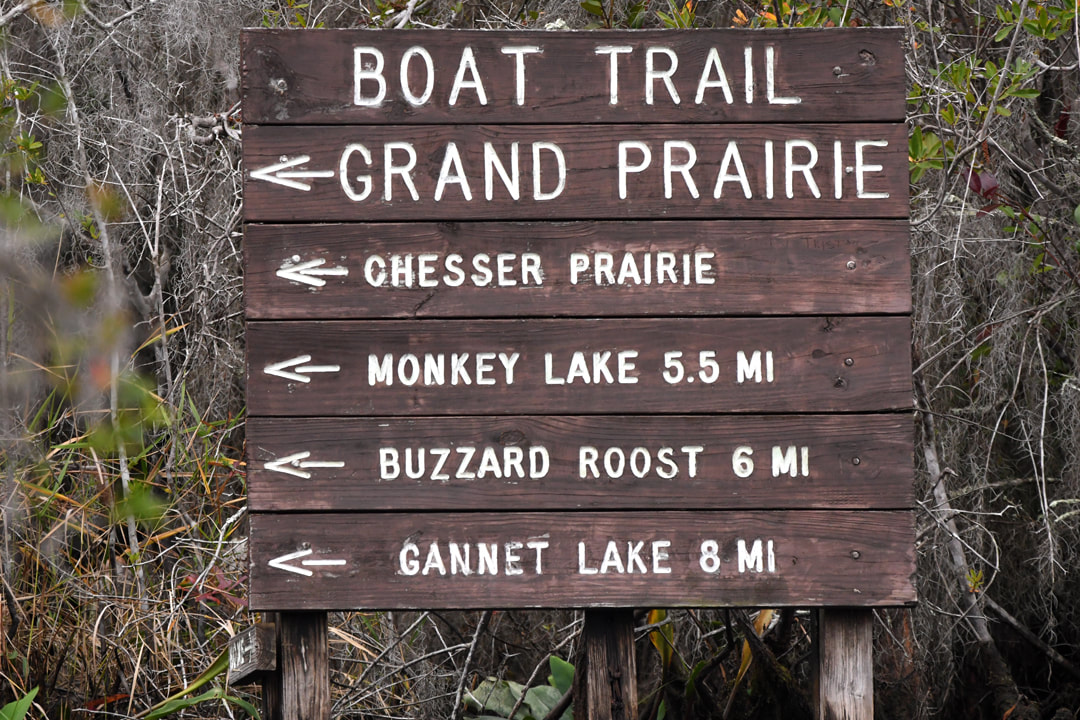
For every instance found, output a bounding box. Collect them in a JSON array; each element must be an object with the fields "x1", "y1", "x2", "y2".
[{"x1": 1, "y1": 1, "x2": 1078, "y2": 718}]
